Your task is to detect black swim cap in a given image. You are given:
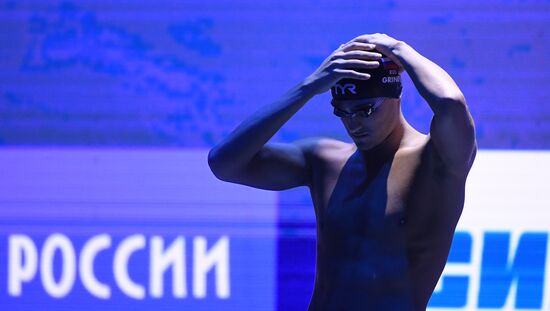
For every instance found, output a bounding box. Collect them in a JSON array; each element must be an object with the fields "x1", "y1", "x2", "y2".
[{"x1": 330, "y1": 57, "x2": 402, "y2": 100}]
